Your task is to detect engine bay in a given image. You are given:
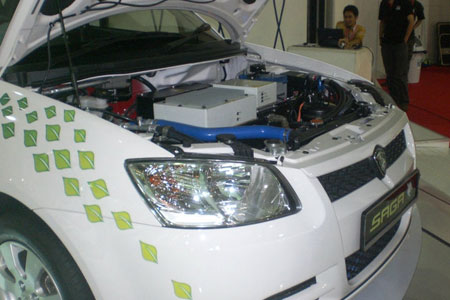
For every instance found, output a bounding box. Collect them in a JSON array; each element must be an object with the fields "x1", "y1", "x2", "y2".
[{"x1": 7, "y1": 59, "x2": 382, "y2": 157}]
